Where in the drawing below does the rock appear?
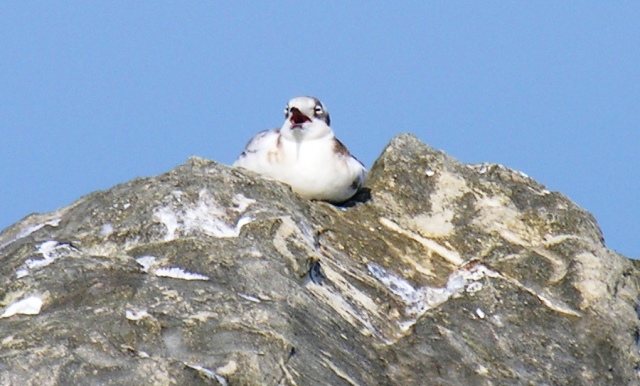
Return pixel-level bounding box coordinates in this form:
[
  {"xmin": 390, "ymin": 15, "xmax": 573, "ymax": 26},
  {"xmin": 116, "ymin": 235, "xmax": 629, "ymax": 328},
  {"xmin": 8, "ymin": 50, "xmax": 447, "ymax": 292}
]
[{"xmin": 0, "ymin": 134, "xmax": 638, "ymax": 385}]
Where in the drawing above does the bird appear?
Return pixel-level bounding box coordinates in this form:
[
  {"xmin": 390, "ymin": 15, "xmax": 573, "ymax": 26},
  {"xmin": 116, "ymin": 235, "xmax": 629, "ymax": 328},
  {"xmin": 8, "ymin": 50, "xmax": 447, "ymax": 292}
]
[{"xmin": 234, "ymin": 96, "xmax": 366, "ymax": 203}]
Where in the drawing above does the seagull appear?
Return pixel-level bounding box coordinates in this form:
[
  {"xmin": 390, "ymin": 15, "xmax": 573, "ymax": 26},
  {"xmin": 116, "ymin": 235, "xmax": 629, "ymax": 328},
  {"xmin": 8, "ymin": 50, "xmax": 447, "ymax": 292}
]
[{"xmin": 234, "ymin": 96, "xmax": 366, "ymax": 203}]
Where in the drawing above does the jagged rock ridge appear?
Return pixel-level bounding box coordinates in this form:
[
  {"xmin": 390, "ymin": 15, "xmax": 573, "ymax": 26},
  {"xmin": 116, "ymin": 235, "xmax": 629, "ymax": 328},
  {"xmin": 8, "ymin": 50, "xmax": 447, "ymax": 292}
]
[{"xmin": 0, "ymin": 134, "xmax": 638, "ymax": 385}]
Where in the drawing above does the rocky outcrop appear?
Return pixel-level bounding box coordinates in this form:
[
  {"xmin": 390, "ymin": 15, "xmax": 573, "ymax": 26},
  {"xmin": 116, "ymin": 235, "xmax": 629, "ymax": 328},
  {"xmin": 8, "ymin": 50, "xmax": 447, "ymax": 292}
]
[{"xmin": 0, "ymin": 134, "xmax": 638, "ymax": 385}]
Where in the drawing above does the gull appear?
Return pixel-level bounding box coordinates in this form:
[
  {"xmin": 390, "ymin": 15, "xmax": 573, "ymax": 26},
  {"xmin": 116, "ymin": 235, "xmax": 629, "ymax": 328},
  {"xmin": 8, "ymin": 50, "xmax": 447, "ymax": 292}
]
[{"xmin": 234, "ymin": 96, "xmax": 366, "ymax": 203}]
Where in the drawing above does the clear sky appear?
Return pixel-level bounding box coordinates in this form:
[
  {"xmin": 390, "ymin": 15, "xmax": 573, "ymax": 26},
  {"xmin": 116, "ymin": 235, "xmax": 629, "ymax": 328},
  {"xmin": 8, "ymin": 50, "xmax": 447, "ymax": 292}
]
[{"xmin": 1, "ymin": 3, "xmax": 638, "ymax": 258}]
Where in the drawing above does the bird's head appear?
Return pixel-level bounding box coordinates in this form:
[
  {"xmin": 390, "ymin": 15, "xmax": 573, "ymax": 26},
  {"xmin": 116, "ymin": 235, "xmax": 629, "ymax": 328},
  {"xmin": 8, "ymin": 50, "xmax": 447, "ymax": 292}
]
[{"xmin": 281, "ymin": 96, "xmax": 332, "ymax": 141}]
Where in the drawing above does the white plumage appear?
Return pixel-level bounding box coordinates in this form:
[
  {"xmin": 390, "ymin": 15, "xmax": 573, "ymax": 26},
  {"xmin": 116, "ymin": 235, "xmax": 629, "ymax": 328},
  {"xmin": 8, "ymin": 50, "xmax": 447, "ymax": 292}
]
[{"xmin": 234, "ymin": 96, "xmax": 366, "ymax": 203}]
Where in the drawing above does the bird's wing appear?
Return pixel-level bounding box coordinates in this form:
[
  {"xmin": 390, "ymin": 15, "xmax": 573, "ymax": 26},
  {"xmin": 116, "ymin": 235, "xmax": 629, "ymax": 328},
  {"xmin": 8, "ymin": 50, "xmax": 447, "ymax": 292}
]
[{"xmin": 233, "ymin": 128, "xmax": 281, "ymax": 168}]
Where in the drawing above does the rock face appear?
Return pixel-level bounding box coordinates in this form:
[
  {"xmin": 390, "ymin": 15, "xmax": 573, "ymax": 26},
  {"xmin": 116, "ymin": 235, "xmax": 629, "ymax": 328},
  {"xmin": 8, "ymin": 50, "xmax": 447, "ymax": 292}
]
[{"xmin": 0, "ymin": 134, "xmax": 638, "ymax": 385}]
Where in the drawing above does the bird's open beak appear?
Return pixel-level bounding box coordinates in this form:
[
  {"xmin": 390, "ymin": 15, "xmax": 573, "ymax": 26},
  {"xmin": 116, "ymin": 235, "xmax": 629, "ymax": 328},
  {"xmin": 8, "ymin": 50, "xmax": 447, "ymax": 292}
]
[{"xmin": 290, "ymin": 109, "xmax": 311, "ymax": 128}]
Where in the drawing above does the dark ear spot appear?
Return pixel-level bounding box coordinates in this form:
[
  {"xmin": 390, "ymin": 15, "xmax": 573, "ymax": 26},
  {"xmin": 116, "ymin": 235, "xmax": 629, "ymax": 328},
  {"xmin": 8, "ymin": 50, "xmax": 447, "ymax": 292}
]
[{"xmin": 309, "ymin": 96, "xmax": 330, "ymax": 125}]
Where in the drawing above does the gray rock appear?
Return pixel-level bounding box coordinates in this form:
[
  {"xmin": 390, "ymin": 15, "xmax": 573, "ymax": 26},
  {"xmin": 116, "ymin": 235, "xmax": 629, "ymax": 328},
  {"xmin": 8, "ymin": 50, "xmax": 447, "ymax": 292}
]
[{"xmin": 1, "ymin": 134, "xmax": 638, "ymax": 385}]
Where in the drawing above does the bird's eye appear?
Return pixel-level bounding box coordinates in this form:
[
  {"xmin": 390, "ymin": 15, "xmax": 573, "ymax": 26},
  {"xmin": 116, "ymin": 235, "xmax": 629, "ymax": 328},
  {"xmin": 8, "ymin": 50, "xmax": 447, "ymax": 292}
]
[
  {"xmin": 284, "ymin": 106, "xmax": 289, "ymax": 117},
  {"xmin": 314, "ymin": 105, "xmax": 324, "ymax": 115}
]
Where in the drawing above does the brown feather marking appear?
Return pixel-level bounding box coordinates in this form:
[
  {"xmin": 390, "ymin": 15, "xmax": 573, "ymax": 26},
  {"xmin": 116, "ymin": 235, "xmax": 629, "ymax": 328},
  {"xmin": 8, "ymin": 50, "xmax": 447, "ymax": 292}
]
[
  {"xmin": 333, "ymin": 138, "xmax": 351, "ymax": 156},
  {"xmin": 267, "ymin": 131, "xmax": 283, "ymax": 163},
  {"xmin": 334, "ymin": 137, "xmax": 365, "ymax": 169},
  {"xmin": 350, "ymin": 174, "xmax": 363, "ymax": 190}
]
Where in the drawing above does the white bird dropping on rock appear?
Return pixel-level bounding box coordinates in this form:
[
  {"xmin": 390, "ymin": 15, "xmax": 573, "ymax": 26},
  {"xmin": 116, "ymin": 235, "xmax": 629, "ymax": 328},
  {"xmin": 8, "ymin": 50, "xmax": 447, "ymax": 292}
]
[{"xmin": 1, "ymin": 296, "xmax": 43, "ymax": 318}]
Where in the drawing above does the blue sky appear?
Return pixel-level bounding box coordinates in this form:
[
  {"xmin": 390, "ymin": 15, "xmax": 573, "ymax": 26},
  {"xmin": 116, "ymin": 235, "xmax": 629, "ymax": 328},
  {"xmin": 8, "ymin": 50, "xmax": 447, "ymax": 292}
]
[{"xmin": 1, "ymin": 3, "xmax": 638, "ymax": 258}]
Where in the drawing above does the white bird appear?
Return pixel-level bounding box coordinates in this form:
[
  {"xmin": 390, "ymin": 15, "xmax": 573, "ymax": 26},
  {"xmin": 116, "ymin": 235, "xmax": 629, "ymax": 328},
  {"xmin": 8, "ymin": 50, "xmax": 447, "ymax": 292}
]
[{"xmin": 234, "ymin": 96, "xmax": 366, "ymax": 203}]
